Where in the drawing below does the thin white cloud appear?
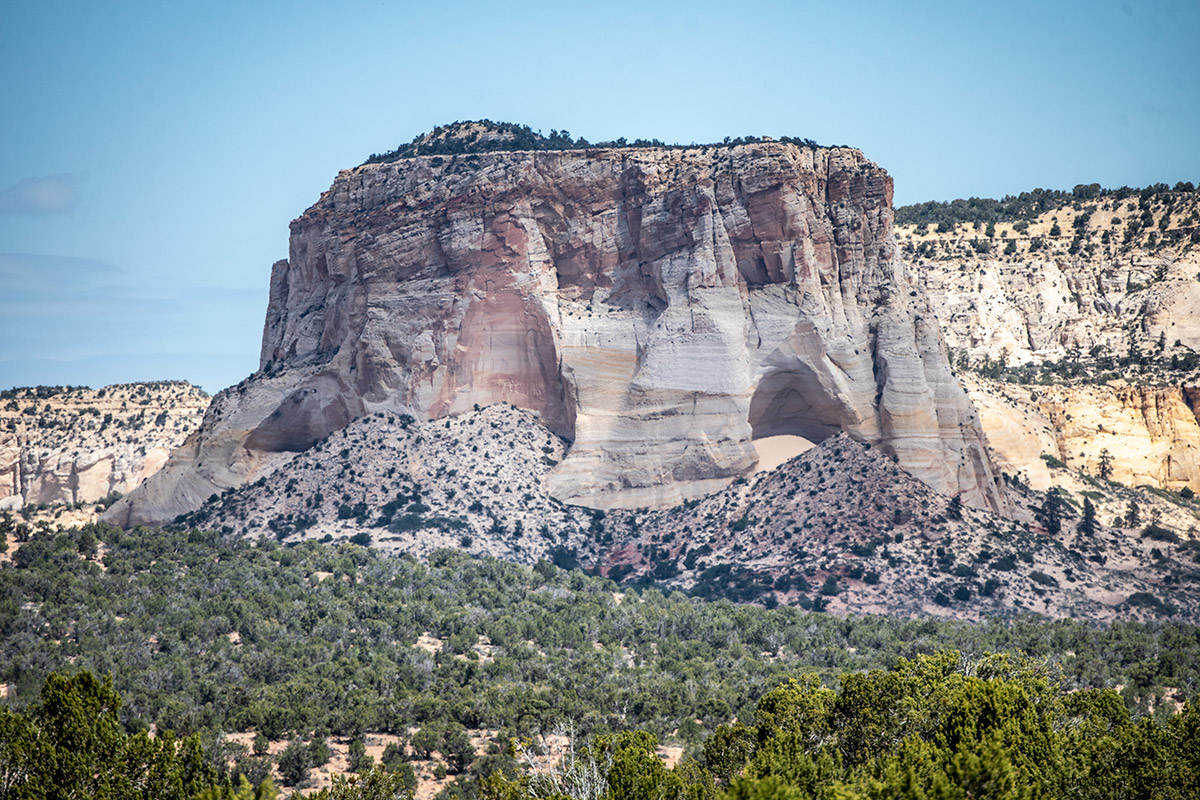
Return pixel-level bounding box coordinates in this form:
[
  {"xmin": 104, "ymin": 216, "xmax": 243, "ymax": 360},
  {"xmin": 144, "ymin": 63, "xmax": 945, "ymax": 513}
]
[
  {"xmin": 0, "ymin": 174, "xmax": 81, "ymax": 215},
  {"xmin": 0, "ymin": 252, "xmax": 120, "ymax": 291}
]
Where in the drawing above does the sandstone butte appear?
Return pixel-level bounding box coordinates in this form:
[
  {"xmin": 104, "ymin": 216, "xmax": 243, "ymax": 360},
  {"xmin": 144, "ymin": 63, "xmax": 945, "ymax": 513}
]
[{"xmin": 106, "ymin": 131, "xmax": 1008, "ymax": 527}]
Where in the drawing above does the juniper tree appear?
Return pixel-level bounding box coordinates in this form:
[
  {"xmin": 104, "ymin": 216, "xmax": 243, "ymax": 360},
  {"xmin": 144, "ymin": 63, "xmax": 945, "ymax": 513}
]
[
  {"xmin": 1036, "ymin": 490, "xmax": 1066, "ymax": 535},
  {"xmin": 1079, "ymin": 497, "xmax": 1097, "ymax": 535}
]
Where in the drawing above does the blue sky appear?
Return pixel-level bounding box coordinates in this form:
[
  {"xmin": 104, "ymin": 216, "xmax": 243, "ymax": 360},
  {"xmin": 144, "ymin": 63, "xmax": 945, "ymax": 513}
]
[{"xmin": 2, "ymin": 0, "xmax": 1197, "ymax": 394}]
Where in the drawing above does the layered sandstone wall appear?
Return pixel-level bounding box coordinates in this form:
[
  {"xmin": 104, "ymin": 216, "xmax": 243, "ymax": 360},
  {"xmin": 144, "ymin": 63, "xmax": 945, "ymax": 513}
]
[
  {"xmin": 899, "ymin": 196, "xmax": 1200, "ymax": 494},
  {"xmin": 109, "ymin": 137, "xmax": 1006, "ymax": 526},
  {"xmin": 965, "ymin": 376, "xmax": 1200, "ymax": 492},
  {"xmin": 901, "ymin": 196, "xmax": 1200, "ymax": 368},
  {"xmin": 0, "ymin": 383, "xmax": 208, "ymax": 510}
]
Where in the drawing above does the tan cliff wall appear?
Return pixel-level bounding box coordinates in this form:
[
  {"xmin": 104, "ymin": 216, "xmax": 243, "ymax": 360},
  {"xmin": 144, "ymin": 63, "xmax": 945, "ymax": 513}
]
[
  {"xmin": 0, "ymin": 383, "xmax": 208, "ymax": 509},
  {"xmin": 964, "ymin": 375, "xmax": 1200, "ymax": 493},
  {"xmin": 902, "ymin": 195, "xmax": 1200, "ymax": 367},
  {"xmin": 108, "ymin": 138, "xmax": 1006, "ymax": 527}
]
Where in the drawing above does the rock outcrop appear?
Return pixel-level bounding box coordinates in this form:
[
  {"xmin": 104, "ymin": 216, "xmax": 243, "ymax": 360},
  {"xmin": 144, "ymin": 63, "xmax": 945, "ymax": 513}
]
[
  {"xmin": 0, "ymin": 383, "xmax": 208, "ymax": 510},
  {"xmin": 109, "ymin": 125, "xmax": 1005, "ymax": 527},
  {"xmin": 964, "ymin": 375, "xmax": 1200, "ymax": 492},
  {"xmin": 900, "ymin": 194, "xmax": 1200, "ymax": 368},
  {"xmin": 898, "ymin": 192, "xmax": 1200, "ymax": 494}
]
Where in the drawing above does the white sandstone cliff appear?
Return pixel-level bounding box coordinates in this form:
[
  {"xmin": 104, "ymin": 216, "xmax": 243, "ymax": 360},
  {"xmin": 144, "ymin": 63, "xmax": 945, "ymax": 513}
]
[
  {"xmin": 108, "ymin": 130, "xmax": 1006, "ymax": 526},
  {"xmin": 0, "ymin": 383, "xmax": 208, "ymax": 510},
  {"xmin": 900, "ymin": 192, "xmax": 1200, "ymax": 494}
]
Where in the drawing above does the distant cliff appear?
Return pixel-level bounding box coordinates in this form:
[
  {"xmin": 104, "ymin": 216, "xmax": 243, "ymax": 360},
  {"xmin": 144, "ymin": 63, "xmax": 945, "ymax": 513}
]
[
  {"xmin": 899, "ymin": 188, "xmax": 1200, "ymax": 494},
  {"xmin": 965, "ymin": 377, "xmax": 1200, "ymax": 494},
  {"xmin": 903, "ymin": 189, "xmax": 1200, "ymax": 370},
  {"xmin": 0, "ymin": 382, "xmax": 208, "ymax": 510},
  {"xmin": 108, "ymin": 122, "xmax": 1005, "ymax": 527}
]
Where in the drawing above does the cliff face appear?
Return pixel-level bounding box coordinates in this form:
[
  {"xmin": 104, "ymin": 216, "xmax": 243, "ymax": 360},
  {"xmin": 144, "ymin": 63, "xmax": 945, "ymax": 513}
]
[
  {"xmin": 0, "ymin": 383, "xmax": 208, "ymax": 510},
  {"xmin": 965, "ymin": 376, "xmax": 1200, "ymax": 492},
  {"xmin": 109, "ymin": 136, "xmax": 1005, "ymax": 526},
  {"xmin": 901, "ymin": 195, "xmax": 1200, "ymax": 368},
  {"xmin": 899, "ymin": 194, "xmax": 1200, "ymax": 494}
]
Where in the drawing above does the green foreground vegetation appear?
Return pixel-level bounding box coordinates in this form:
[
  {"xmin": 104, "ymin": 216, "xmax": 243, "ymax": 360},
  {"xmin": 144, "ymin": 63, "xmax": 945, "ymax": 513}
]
[
  {"xmin": 487, "ymin": 651, "xmax": 1200, "ymax": 800},
  {"xmin": 3, "ymin": 524, "xmax": 1200, "ymax": 797},
  {"xmin": 5, "ymin": 658, "xmax": 1199, "ymax": 800},
  {"xmin": 0, "ymin": 669, "xmax": 412, "ymax": 799}
]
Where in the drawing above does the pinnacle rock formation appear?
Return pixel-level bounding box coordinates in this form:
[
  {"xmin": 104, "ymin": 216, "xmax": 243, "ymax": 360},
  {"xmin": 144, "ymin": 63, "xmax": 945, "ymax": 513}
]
[{"xmin": 107, "ymin": 124, "xmax": 1006, "ymax": 527}]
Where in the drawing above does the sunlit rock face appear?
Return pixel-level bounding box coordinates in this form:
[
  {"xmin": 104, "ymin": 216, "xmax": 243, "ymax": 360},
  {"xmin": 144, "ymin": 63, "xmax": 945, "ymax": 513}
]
[
  {"xmin": 108, "ymin": 134, "xmax": 1006, "ymax": 527},
  {"xmin": 964, "ymin": 375, "xmax": 1200, "ymax": 493}
]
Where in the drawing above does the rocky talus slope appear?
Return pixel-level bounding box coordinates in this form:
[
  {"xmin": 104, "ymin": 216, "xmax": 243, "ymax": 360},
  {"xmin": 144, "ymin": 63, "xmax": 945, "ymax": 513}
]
[
  {"xmin": 109, "ymin": 124, "xmax": 1004, "ymax": 527},
  {"xmin": 0, "ymin": 383, "xmax": 209, "ymax": 510},
  {"xmin": 900, "ymin": 190, "xmax": 1200, "ymax": 496},
  {"xmin": 179, "ymin": 403, "xmax": 1200, "ymax": 621}
]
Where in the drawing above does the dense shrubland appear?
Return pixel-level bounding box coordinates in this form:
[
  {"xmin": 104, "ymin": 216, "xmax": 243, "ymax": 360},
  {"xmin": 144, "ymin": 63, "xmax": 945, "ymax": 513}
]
[
  {"xmin": 485, "ymin": 651, "xmax": 1200, "ymax": 800},
  {"xmin": 6, "ymin": 654, "xmax": 1199, "ymax": 799},
  {"xmin": 3, "ymin": 525, "xmax": 1200, "ymax": 796},
  {"xmin": 0, "ymin": 668, "xmax": 416, "ymax": 799}
]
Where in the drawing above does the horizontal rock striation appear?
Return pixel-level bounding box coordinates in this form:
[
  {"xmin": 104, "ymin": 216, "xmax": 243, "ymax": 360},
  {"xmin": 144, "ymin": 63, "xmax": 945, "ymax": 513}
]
[{"xmin": 109, "ymin": 135, "xmax": 1006, "ymax": 526}]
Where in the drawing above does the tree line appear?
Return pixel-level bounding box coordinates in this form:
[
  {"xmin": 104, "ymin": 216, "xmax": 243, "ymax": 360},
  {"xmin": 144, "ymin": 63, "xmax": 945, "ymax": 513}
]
[
  {"xmin": 362, "ymin": 121, "xmax": 821, "ymax": 165},
  {"xmin": 896, "ymin": 182, "xmax": 1198, "ymax": 229}
]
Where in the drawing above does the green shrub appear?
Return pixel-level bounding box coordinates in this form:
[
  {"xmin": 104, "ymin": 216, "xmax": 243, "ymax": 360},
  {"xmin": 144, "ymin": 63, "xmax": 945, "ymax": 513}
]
[
  {"xmin": 1040, "ymin": 453, "xmax": 1068, "ymax": 470},
  {"xmin": 1141, "ymin": 524, "xmax": 1179, "ymax": 543},
  {"xmin": 278, "ymin": 739, "xmax": 311, "ymax": 786},
  {"xmin": 1127, "ymin": 591, "xmax": 1175, "ymax": 615},
  {"xmin": 1030, "ymin": 570, "xmax": 1059, "ymax": 587}
]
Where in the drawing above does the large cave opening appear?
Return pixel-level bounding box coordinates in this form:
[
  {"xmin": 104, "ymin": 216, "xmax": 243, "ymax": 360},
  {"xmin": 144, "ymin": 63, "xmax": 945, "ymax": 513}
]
[{"xmin": 747, "ymin": 367, "xmax": 844, "ymax": 471}]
